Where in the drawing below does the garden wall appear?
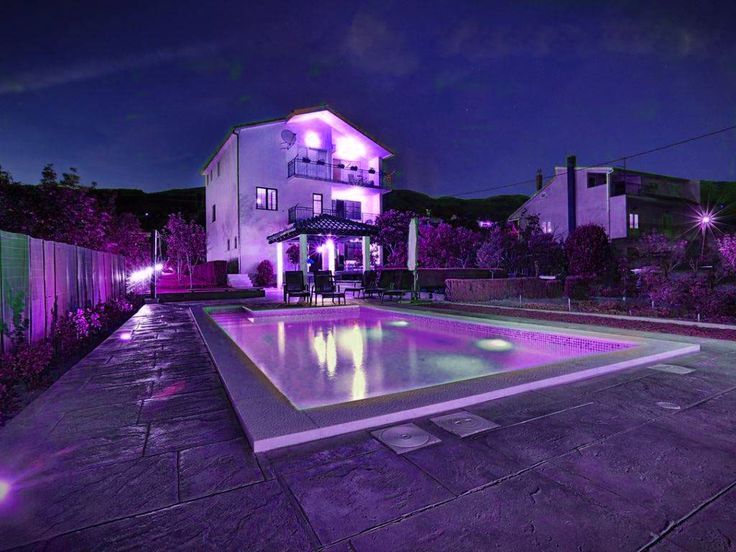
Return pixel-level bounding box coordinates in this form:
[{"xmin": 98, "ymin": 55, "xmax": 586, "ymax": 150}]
[
  {"xmin": 0, "ymin": 230, "xmax": 126, "ymax": 351},
  {"xmin": 445, "ymin": 277, "xmax": 563, "ymax": 302},
  {"xmin": 192, "ymin": 260, "xmax": 228, "ymax": 287}
]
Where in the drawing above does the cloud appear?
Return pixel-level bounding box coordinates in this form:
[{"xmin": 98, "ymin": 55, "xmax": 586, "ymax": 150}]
[
  {"xmin": 441, "ymin": 18, "xmax": 728, "ymax": 62},
  {"xmin": 344, "ymin": 12, "xmax": 418, "ymax": 77},
  {"xmin": 0, "ymin": 41, "xmax": 229, "ymax": 95}
]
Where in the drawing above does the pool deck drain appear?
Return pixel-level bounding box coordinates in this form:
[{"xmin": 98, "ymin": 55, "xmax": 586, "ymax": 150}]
[
  {"xmin": 371, "ymin": 423, "xmax": 441, "ymax": 454},
  {"xmin": 430, "ymin": 411, "xmax": 500, "ymax": 438}
]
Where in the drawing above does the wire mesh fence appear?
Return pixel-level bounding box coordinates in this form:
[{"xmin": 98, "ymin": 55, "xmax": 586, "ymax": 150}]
[{"xmin": 0, "ymin": 230, "xmax": 126, "ymax": 351}]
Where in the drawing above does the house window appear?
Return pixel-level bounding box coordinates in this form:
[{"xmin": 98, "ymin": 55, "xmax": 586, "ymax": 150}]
[
  {"xmin": 587, "ymin": 173, "xmax": 606, "ymax": 188},
  {"xmin": 226, "ymin": 239, "xmax": 230, "ymax": 251},
  {"xmin": 628, "ymin": 212, "xmax": 639, "ymax": 230},
  {"xmin": 541, "ymin": 221, "xmax": 553, "ymax": 234},
  {"xmin": 256, "ymin": 187, "xmax": 278, "ymax": 210},
  {"xmin": 212, "ymin": 204, "xmax": 216, "ymax": 222},
  {"xmin": 234, "ymin": 237, "xmax": 238, "ymax": 248},
  {"xmin": 217, "ymin": 160, "xmax": 221, "ymax": 177},
  {"xmin": 332, "ymin": 199, "xmax": 361, "ymax": 220},
  {"xmin": 313, "ymin": 193, "xmax": 323, "ymax": 215}
]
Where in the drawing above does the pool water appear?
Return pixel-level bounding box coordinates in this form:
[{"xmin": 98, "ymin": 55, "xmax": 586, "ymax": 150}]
[{"xmin": 210, "ymin": 306, "xmax": 632, "ymax": 410}]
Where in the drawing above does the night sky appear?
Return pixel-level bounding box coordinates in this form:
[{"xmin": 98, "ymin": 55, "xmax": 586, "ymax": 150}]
[{"xmin": 1, "ymin": 0, "xmax": 735, "ymax": 197}]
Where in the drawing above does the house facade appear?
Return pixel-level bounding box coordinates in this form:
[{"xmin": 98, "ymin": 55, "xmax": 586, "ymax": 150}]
[
  {"xmin": 508, "ymin": 156, "xmax": 700, "ymax": 243},
  {"xmin": 202, "ymin": 107, "xmax": 392, "ymax": 286}
]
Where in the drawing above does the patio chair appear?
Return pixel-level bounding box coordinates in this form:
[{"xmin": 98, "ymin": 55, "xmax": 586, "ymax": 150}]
[
  {"xmin": 312, "ymin": 273, "xmax": 346, "ymax": 306},
  {"xmin": 283, "ymin": 271, "xmax": 311, "ymax": 304},
  {"xmin": 381, "ymin": 269, "xmax": 415, "ymax": 302},
  {"xmin": 343, "ymin": 270, "xmax": 375, "ymax": 298},
  {"xmin": 364, "ymin": 270, "xmax": 389, "ymax": 299}
]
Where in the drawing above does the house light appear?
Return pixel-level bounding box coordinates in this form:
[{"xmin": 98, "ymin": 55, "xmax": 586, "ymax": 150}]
[
  {"xmin": 304, "ymin": 131, "xmax": 321, "ymax": 149},
  {"xmin": 335, "ymin": 136, "xmax": 366, "ymax": 160}
]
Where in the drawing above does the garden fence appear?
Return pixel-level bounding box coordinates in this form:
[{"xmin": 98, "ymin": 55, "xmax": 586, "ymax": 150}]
[{"xmin": 0, "ymin": 230, "xmax": 126, "ymax": 351}]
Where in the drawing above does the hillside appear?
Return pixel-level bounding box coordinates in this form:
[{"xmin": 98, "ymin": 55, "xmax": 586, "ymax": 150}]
[
  {"xmin": 92, "ymin": 187, "xmax": 205, "ymax": 232},
  {"xmin": 384, "ymin": 189, "xmax": 529, "ymax": 224}
]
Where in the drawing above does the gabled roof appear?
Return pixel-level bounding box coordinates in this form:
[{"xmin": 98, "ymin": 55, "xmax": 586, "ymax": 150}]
[
  {"xmin": 201, "ymin": 105, "xmax": 393, "ymax": 173},
  {"xmin": 266, "ymin": 214, "xmax": 379, "ymax": 243}
]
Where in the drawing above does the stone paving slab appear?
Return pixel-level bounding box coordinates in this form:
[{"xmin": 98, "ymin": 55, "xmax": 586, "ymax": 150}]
[{"xmin": 1, "ymin": 302, "xmax": 735, "ymax": 551}]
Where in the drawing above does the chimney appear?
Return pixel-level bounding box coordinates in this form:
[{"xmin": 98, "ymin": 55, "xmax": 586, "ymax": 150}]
[
  {"xmin": 535, "ymin": 169, "xmax": 543, "ymax": 192},
  {"xmin": 566, "ymin": 155, "xmax": 577, "ymax": 233}
]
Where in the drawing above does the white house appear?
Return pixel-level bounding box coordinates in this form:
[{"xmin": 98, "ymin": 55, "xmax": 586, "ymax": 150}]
[
  {"xmin": 509, "ymin": 156, "xmax": 700, "ymax": 243},
  {"xmin": 202, "ymin": 106, "xmax": 392, "ymax": 287}
]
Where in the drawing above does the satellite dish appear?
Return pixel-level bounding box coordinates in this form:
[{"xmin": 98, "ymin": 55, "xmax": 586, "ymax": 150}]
[{"xmin": 280, "ymin": 129, "xmax": 296, "ymax": 149}]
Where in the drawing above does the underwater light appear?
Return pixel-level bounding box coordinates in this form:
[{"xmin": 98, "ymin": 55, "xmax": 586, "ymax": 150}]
[
  {"xmin": 119, "ymin": 332, "xmax": 132, "ymax": 341},
  {"xmin": 476, "ymin": 338, "xmax": 513, "ymax": 352},
  {"xmin": 0, "ymin": 480, "xmax": 10, "ymax": 502},
  {"xmin": 388, "ymin": 320, "xmax": 409, "ymax": 327}
]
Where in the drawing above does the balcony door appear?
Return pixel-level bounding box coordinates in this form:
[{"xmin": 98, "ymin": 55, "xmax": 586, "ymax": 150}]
[{"xmin": 302, "ymin": 147, "xmax": 329, "ymax": 180}]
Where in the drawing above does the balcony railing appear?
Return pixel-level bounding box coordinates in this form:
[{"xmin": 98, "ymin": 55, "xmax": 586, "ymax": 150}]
[
  {"xmin": 288, "ymin": 205, "xmax": 379, "ymax": 225},
  {"xmin": 287, "ymin": 156, "xmax": 388, "ymax": 188}
]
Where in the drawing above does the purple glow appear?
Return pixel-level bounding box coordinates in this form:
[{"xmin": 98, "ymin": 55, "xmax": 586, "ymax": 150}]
[
  {"xmin": 0, "ymin": 480, "xmax": 10, "ymax": 502},
  {"xmin": 304, "ymin": 130, "xmax": 321, "ymax": 148},
  {"xmin": 119, "ymin": 332, "xmax": 132, "ymax": 341},
  {"xmin": 209, "ymin": 307, "xmax": 632, "ymax": 409},
  {"xmin": 335, "ymin": 135, "xmax": 366, "ymax": 160}
]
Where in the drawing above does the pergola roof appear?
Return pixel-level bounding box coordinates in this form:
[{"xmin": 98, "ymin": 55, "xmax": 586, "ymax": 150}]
[{"xmin": 266, "ymin": 214, "xmax": 378, "ymax": 244}]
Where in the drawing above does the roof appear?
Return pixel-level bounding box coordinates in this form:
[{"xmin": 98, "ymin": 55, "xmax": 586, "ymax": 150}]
[
  {"xmin": 201, "ymin": 105, "xmax": 393, "ymax": 173},
  {"xmin": 266, "ymin": 214, "xmax": 379, "ymax": 243},
  {"xmin": 507, "ymin": 165, "xmax": 698, "ymax": 221}
]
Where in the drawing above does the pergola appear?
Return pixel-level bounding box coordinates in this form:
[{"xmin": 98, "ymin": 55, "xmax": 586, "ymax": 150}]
[{"xmin": 266, "ymin": 214, "xmax": 379, "ymax": 287}]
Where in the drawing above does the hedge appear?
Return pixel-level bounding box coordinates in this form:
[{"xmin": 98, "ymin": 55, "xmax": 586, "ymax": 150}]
[{"xmin": 445, "ymin": 277, "xmax": 563, "ymax": 302}]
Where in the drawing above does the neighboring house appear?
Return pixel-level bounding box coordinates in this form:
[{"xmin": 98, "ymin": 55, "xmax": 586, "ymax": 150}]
[
  {"xmin": 508, "ymin": 156, "xmax": 700, "ymax": 243},
  {"xmin": 202, "ymin": 106, "xmax": 392, "ymax": 286}
]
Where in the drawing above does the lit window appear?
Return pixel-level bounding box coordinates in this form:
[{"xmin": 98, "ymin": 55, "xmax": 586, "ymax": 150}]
[
  {"xmin": 628, "ymin": 212, "xmax": 639, "ymax": 229},
  {"xmin": 542, "ymin": 221, "xmax": 553, "ymax": 234},
  {"xmin": 313, "ymin": 193, "xmax": 323, "ymax": 215},
  {"xmin": 212, "ymin": 204, "xmax": 216, "ymax": 222},
  {"xmin": 256, "ymin": 187, "xmax": 278, "ymax": 211}
]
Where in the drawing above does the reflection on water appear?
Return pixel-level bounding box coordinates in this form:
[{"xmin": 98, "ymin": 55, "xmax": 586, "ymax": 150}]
[{"xmin": 212, "ymin": 310, "xmax": 614, "ymax": 410}]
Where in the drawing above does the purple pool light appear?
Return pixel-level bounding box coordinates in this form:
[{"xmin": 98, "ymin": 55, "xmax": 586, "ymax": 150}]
[
  {"xmin": 210, "ymin": 306, "xmax": 632, "ymax": 410},
  {"xmin": 0, "ymin": 480, "xmax": 10, "ymax": 503},
  {"xmin": 119, "ymin": 332, "xmax": 132, "ymax": 341}
]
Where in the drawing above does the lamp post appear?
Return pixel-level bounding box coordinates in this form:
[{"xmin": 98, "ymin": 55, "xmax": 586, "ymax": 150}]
[{"xmin": 698, "ymin": 211, "xmax": 714, "ymax": 258}]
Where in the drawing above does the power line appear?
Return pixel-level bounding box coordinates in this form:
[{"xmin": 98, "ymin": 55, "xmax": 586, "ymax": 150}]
[{"xmin": 453, "ymin": 123, "xmax": 736, "ymax": 198}]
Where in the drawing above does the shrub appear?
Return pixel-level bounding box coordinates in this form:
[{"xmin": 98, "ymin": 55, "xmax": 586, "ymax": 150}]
[
  {"xmin": 285, "ymin": 243, "xmax": 300, "ymax": 268},
  {"xmin": 565, "ymin": 225, "xmax": 614, "ymax": 278},
  {"xmin": 565, "ymin": 274, "xmax": 594, "ymax": 300},
  {"xmin": 0, "ymin": 382, "xmax": 14, "ymax": 420},
  {"xmin": 253, "ymin": 260, "xmax": 275, "ymax": 287},
  {"xmin": 4, "ymin": 342, "xmax": 54, "ymax": 389}
]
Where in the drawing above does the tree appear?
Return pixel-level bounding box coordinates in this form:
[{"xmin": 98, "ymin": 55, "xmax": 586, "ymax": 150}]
[
  {"xmin": 718, "ymin": 234, "xmax": 736, "ymax": 273},
  {"xmin": 161, "ymin": 213, "xmax": 206, "ymax": 290},
  {"xmin": 285, "ymin": 243, "xmax": 300, "ymax": 268},
  {"xmin": 40, "ymin": 164, "xmax": 57, "ymax": 186},
  {"xmin": 418, "ymin": 220, "xmax": 480, "ymax": 268},
  {"xmin": 374, "ymin": 209, "xmax": 414, "ymax": 267},
  {"xmin": 565, "ymin": 224, "xmax": 615, "ymax": 278},
  {"xmin": 636, "ymin": 232, "xmax": 687, "ymax": 277}
]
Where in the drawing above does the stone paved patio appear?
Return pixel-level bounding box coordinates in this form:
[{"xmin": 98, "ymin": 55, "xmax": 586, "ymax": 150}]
[{"xmin": 1, "ymin": 303, "xmax": 735, "ymax": 551}]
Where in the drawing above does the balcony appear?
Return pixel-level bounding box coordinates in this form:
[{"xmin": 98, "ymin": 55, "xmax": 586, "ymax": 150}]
[
  {"xmin": 287, "ymin": 156, "xmax": 388, "ymax": 189},
  {"xmin": 288, "ymin": 205, "xmax": 379, "ymax": 225}
]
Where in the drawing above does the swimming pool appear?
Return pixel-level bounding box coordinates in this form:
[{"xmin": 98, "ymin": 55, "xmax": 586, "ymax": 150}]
[
  {"xmin": 196, "ymin": 305, "xmax": 698, "ymax": 451},
  {"xmin": 209, "ymin": 306, "xmax": 633, "ymax": 409}
]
